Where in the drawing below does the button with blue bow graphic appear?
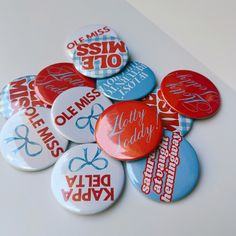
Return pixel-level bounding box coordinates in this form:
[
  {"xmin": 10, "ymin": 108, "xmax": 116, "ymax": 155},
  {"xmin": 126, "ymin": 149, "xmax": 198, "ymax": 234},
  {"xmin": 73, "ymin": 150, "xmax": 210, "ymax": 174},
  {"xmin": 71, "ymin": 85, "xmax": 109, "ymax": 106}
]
[
  {"xmin": 126, "ymin": 130, "xmax": 199, "ymax": 202},
  {"xmin": 73, "ymin": 36, "xmax": 129, "ymax": 79},
  {"xmin": 51, "ymin": 143, "xmax": 125, "ymax": 215},
  {"xmin": 97, "ymin": 61, "xmax": 156, "ymax": 101},
  {"xmin": 66, "ymin": 24, "xmax": 118, "ymax": 58},
  {"xmin": 142, "ymin": 87, "xmax": 193, "ymax": 136},
  {"xmin": 51, "ymin": 87, "xmax": 112, "ymax": 143},
  {"xmin": 0, "ymin": 75, "xmax": 49, "ymax": 119},
  {"xmin": 0, "ymin": 107, "xmax": 68, "ymax": 171}
]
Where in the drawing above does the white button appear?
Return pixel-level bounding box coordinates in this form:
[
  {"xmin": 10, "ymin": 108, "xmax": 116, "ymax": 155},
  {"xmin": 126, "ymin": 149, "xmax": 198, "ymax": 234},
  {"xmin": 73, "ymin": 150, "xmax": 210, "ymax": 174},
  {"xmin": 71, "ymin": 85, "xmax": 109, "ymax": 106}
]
[
  {"xmin": 66, "ymin": 24, "xmax": 118, "ymax": 58},
  {"xmin": 0, "ymin": 107, "xmax": 68, "ymax": 171},
  {"xmin": 51, "ymin": 143, "xmax": 125, "ymax": 215},
  {"xmin": 51, "ymin": 87, "xmax": 112, "ymax": 143}
]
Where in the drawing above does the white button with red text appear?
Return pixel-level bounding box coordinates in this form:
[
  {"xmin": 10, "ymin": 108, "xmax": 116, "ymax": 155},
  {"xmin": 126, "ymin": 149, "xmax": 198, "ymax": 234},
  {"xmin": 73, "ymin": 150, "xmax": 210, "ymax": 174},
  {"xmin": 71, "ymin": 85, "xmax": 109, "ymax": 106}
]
[
  {"xmin": 51, "ymin": 143, "xmax": 125, "ymax": 215},
  {"xmin": 72, "ymin": 36, "xmax": 129, "ymax": 79},
  {"xmin": 51, "ymin": 87, "xmax": 112, "ymax": 143},
  {"xmin": 0, "ymin": 107, "xmax": 68, "ymax": 171},
  {"xmin": 66, "ymin": 24, "xmax": 118, "ymax": 58}
]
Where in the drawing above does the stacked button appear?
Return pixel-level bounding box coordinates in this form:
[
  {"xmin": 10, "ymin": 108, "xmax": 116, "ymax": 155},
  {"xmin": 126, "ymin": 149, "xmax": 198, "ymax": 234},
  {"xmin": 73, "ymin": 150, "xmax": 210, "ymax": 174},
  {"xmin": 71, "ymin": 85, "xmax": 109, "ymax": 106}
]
[
  {"xmin": 126, "ymin": 130, "xmax": 199, "ymax": 202},
  {"xmin": 51, "ymin": 86, "xmax": 112, "ymax": 143},
  {"xmin": 142, "ymin": 87, "xmax": 193, "ymax": 136},
  {"xmin": 95, "ymin": 101, "xmax": 163, "ymax": 160},
  {"xmin": 96, "ymin": 61, "xmax": 156, "ymax": 100},
  {"xmin": 0, "ymin": 24, "xmax": 222, "ymax": 214},
  {"xmin": 66, "ymin": 24, "xmax": 118, "ymax": 58},
  {"xmin": 35, "ymin": 63, "xmax": 95, "ymax": 105},
  {"xmin": 0, "ymin": 107, "xmax": 68, "ymax": 171},
  {"xmin": 51, "ymin": 143, "xmax": 124, "ymax": 214},
  {"xmin": 0, "ymin": 75, "xmax": 49, "ymax": 119},
  {"xmin": 71, "ymin": 26, "xmax": 129, "ymax": 79},
  {"xmin": 160, "ymin": 70, "xmax": 221, "ymax": 119}
]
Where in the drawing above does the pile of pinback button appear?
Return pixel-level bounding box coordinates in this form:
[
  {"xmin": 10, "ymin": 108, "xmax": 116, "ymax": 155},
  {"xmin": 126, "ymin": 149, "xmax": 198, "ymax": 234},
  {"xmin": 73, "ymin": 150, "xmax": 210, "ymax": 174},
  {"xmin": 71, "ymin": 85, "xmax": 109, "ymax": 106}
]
[{"xmin": 0, "ymin": 24, "xmax": 221, "ymax": 215}]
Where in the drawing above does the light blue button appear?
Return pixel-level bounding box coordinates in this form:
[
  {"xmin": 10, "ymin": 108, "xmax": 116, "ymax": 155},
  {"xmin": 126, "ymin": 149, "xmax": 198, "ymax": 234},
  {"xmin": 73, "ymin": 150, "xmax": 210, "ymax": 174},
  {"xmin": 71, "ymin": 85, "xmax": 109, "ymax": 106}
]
[
  {"xmin": 126, "ymin": 130, "xmax": 199, "ymax": 203},
  {"xmin": 96, "ymin": 61, "xmax": 156, "ymax": 101}
]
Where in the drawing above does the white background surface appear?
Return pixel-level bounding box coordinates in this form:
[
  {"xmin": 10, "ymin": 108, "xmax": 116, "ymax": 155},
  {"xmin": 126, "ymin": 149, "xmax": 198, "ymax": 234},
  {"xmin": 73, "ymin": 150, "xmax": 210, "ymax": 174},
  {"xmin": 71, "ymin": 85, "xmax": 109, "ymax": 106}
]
[
  {"xmin": 128, "ymin": 0, "xmax": 236, "ymax": 91},
  {"xmin": 0, "ymin": 1, "xmax": 235, "ymax": 236}
]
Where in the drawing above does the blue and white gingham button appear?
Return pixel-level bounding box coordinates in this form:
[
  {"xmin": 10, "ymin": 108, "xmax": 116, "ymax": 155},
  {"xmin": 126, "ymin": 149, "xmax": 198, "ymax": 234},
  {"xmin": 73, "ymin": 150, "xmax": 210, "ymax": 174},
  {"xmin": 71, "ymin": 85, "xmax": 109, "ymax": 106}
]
[
  {"xmin": 66, "ymin": 24, "xmax": 118, "ymax": 58},
  {"xmin": 0, "ymin": 75, "xmax": 48, "ymax": 119},
  {"xmin": 143, "ymin": 87, "xmax": 193, "ymax": 136},
  {"xmin": 72, "ymin": 35, "xmax": 129, "ymax": 79}
]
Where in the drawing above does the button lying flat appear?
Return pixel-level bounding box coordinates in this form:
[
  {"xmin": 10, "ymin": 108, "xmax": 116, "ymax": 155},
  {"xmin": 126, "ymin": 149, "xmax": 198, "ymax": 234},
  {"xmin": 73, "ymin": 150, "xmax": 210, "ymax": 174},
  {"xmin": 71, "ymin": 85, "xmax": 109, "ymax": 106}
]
[
  {"xmin": 95, "ymin": 101, "xmax": 163, "ymax": 161},
  {"xmin": 73, "ymin": 36, "xmax": 129, "ymax": 78},
  {"xmin": 66, "ymin": 24, "xmax": 118, "ymax": 58},
  {"xmin": 143, "ymin": 87, "xmax": 193, "ymax": 136},
  {"xmin": 126, "ymin": 130, "xmax": 200, "ymax": 202},
  {"xmin": 160, "ymin": 70, "xmax": 221, "ymax": 119},
  {"xmin": 97, "ymin": 61, "xmax": 156, "ymax": 101},
  {"xmin": 0, "ymin": 75, "xmax": 49, "ymax": 119},
  {"xmin": 51, "ymin": 143, "xmax": 125, "ymax": 215},
  {"xmin": 35, "ymin": 63, "xmax": 95, "ymax": 106},
  {"xmin": 0, "ymin": 107, "xmax": 68, "ymax": 171},
  {"xmin": 51, "ymin": 87, "xmax": 112, "ymax": 143}
]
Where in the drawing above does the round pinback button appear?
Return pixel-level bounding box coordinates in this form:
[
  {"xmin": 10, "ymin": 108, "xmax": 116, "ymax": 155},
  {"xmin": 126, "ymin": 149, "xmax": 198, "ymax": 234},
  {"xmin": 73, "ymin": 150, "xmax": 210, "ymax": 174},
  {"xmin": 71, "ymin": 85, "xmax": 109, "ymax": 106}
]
[
  {"xmin": 73, "ymin": 36, "xmax": 129, "ymax": 79},
  {"xmin": 35, "ymin": 63, "xmax": 95, "ymax": 106},
  {"xmin": 95, "ymin": 101, "xmax": 163, "ymax": 161},
  {"xmin": 0, "ymin": 107, "xmax": 68, "ymax": 171},
  {"xmin": 51, "ymin": 143, "xmax": 125, "ymax": 215},
  {"xmin": 160, "ymin": 70, "xmax": 221, "ymax": 119},
  {"xmin": 126, "ymin": 130, "xmax": 199, "ymax": 203},
  {"xmin": 0, "ymin": 75, "xmax": 49, "ymax": 119},
  {"xmin": 96, "ymin": 61, "xmax": 156, "ymax": 101},
  {"xmin": 143, "ymin": 87, "xmax": 193, "ymax": 136},
  {"xmin": 51, "ymin": 87, "xmax": 112, "ymax": 143},
  {"xmin": 66, "ymin": 24, "xmax": 118, "ymax": 58}
]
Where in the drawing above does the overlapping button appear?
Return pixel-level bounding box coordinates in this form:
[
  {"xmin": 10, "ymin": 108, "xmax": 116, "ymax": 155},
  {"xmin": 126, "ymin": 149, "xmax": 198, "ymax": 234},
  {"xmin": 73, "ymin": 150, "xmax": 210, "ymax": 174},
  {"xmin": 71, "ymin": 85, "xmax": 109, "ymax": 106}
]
[
  {"xmin": 0, "ymin": 107, "xmax": 68, "ymax": 171},
  {"xmin": 51, "ymin": 143, "xmax": 125, "ymax": 214}
]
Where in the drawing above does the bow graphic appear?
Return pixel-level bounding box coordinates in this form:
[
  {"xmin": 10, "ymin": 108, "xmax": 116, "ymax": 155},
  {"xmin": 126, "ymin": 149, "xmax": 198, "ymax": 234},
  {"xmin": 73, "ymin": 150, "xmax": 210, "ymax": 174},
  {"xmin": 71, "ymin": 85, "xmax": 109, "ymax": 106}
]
[
  {"xmin": 69, "ymin": 147, "xmax": 108, "ymax": 172},
  {"xmin": 75, "ymin": 103, "xmax": 104, "ymax": 134},
  {"xmin": 4, "ymin": 124, "xmax": 43, "ymax": 157}
]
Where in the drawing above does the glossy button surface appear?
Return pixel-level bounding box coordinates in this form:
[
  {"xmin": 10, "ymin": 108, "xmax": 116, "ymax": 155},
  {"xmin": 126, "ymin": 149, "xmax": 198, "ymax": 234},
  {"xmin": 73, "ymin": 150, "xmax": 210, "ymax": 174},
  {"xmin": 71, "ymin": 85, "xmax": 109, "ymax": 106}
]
[
  {"xmin": 0, "ymin": 75, "xmax": 49, "ymax": 119},
  {"xmin": 160, "ymin": 70, "xmax": 221, "ymax": 119},
  {"xmin": 0, "ymin": 107, "xmax": 68, "ymax": 171},
  {"xmin": 51, "ymin": 143, "xmax": 125, "ymax": 215},
  {"xmin": 126, "ymin": 130, "xmax": 200, "ymax": 202},
  {"xmin": 66, "ymin": 24, "xmax": 118, "ymax": 58},
  {"xmin": 35, "ymin": 63, "xmax": 95, "ymax": 106},
  {"xmin": 143, "ymin": 87, "xmax": 193, "ymax": 136},
  {"xmin": 73, "ymin": 36, "xmax": 129, "ymax": 78},
  {"xmin": 97, "ymin": 61, "xmax": 156, "ymax": 100},
  {"xmin": 95, "ymin": 101, "xmax": 163, "ymax": 161},
  {"xmin": 51, "ymin": 87, "xmax": 112, "ymax": 143}
]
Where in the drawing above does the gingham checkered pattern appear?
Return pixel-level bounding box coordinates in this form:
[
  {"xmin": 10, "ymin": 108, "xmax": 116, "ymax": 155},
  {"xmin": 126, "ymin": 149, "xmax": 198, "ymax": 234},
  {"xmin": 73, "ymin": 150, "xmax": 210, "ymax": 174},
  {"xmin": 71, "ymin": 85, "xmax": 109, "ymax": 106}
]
[
  {"xmin": 0, "ymin": 75, "xmax": 35, "ymax": 119},
  {"xmin": 73, "ymin": 35, "xmax": 129, "ymax": 78},
  {"xmin": 178, "ymin": 114, "xmax": 193, "ymax": 136},
  {"xmin": 144, "ymin": 87, "xmax": 193, "ymax": 136}
]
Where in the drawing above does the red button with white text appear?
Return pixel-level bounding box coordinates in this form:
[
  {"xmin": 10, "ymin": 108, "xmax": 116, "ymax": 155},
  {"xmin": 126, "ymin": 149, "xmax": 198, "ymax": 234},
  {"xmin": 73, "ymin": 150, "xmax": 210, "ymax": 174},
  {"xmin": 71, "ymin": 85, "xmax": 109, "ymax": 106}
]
[
  {"xmin": 160, "ymin": 70, "xmax": 221, "ymax": 119},
  {"xmin": 35, "ymin": 63, "xmax": 95, "ymax": 105},
  {"xmin": 95, "ymin": 101, "xmax": 163, "ymax": 161}
]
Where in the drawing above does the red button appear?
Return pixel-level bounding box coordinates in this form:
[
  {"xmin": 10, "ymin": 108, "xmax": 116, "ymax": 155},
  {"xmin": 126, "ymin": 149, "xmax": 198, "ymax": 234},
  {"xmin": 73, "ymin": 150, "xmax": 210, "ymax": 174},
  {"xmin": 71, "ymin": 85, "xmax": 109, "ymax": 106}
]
[
  {"xmin": 95, "ymin": 101, "xmax": 163, "ymax": 161},
  {"xmin": 35, "ymin": 63, "xmax": 95, "ymax": 105},
  {"xmin": 160, "ymin": 70, "xmax": 221, "ymax": 119}
]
